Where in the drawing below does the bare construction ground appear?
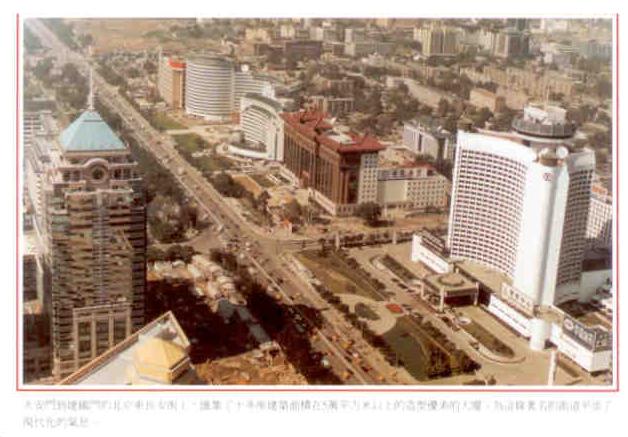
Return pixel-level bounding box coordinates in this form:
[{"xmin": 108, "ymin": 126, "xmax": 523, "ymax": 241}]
[{"xmin": 70, "ymin": 18, "xmax": 221, "ymax": 53}]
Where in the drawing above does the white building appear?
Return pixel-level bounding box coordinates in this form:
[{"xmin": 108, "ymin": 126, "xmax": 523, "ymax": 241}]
[
  {"xmin": 402, "ymin": 119, "xmax": 453, "ymax": 161},
  {"xmin": 448, "ymin": 128, "xmax": 595, "ymax": 307},
  {"xmin": 185, "ymin": 56, "xmax": 235, "ymax": 120},
  {"xmin": 376, "ymin": 164, "xmax": 449, "ymax": 211},
  {"xmin": 233, "ymin": 93, "xmax": 284, "ymax": 161},
  {"xmin": 233, "ymin": 66, "xmax": 275, "ymax": 109},
  {"xmin": 185, "ymin": 57, "xmax": 274, "ymax": 121}
]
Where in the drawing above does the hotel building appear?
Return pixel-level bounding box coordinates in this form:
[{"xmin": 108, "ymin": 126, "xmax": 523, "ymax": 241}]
[
  {"xmin": 232, "ymin": 93, "xmax": 284, "ymax": 161},
  {"xmin": 448, "ymin": 105, "xmax": 595, "ymax": 307}
]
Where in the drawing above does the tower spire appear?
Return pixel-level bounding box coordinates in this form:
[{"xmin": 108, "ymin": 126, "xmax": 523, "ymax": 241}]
[{"xmin": 88, "ymin": 67, "xmax": 94, "ymax": 111}]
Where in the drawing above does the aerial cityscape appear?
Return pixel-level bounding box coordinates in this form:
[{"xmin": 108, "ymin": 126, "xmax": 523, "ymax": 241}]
[{"xmin": 21, "ymin": 17, "xmax": 614, "ymax": 386}]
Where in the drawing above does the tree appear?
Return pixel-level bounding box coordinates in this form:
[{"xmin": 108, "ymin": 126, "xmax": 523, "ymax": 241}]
[
  {"xmin": 436, "ymin": 98, "xmax": 450, "ymax": 117},
  {"xmin": 282, "ymin": 199, "xmax": 303, "ymax": 224},
  {"xmin": 257, "ymin": 190, "xmax": 271, "ymax": 212},
  {"xmin": 144, "ymin": 60, "xmax": 157, "ymax": 75},
  {"xmin": 211, "ymin": 172, "xmax": 245, "ymax": 198},
  {"xmin": 356, "ymin": 202, "xmax": 382, "ymax": 227},
  {"xmin": 470, "ymin": 107, "xmax": 493, "ymax": 129},
  {"xmin": 146, "ymin": 246, "xmax": 166, "ymax": 263}
]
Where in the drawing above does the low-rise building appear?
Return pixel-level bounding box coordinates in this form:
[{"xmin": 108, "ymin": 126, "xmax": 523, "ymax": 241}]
[
  {"xmin": 284, "ymin": 40, "xmax": 323, "ymax": 62},
  {"xmin": 469, "ymin": 88, "xmax": 506, "ymax": 113},
  {"xmin": 411, "ymin": 230, "xmax": 451, "ymax": 274},
  {"xmin": 307, "ymin": 95, "xmax": 354, "ymax": 118},
  {"xmin": 58, "ymin": 312, "xmax": 199, "ymax": 385},
  {"xmin": 23, "ymin": 300, "xmax": 52, "ymax": 383},
  {"xmin": 402, "ymin": 118, "xmax": 453, "ymax": 161},
  {"xmin": 376, "ymin": 163, "xmax": 449, "ymax": 211},
  {"xmin": 344, "ymin": 41, "xmax": 394, "ymax": 57}
]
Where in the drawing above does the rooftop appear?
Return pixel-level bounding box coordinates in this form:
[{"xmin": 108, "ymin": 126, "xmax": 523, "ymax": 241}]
[
  {"xmin": 243, "ymin": 92, "xmax": 283, "ymax": 112},
  {"xmin": 454, "ymin": 259, "xmax": 512, "ymax": 296},
  {"xmin": 59, "ymin": 111, "xmax": 126, "ymax": 153},
  {"xmin": 512, "ymin": 104, "xmax": 576, "ymax": 139},
  {"xmin": 282, "ymin": 110, "xmax": 385, "ymax": 154},
  {"xmin": 58, "ymin": 311, "xmax": 197, "ymax": 386},
  {"xmin": 187, "ymin": 55, "xmax": 233, "ymax": 67},
  {"xmin": 424, "ymin": 272, "xmax": 477, "ymax": 295}
]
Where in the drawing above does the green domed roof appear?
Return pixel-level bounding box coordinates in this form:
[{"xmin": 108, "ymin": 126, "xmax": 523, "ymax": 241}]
[{"xmin": 59, "ymin": 111, "xmax": 126, "ymax": 152}]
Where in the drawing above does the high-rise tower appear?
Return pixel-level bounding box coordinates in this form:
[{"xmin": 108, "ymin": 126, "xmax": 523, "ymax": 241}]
[
  {"xmin": 43, "ymin": 101, "xmax": 146, "ymax": 379},
  {"xmin": 448, "ymin": 104, "xmax": 595, "ymax": 306}
]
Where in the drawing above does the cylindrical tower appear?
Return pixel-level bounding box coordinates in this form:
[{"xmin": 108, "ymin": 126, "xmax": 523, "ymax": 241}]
[{"xmin": 185, "ymin": 56, "xmax": 234, "ymax": 120}]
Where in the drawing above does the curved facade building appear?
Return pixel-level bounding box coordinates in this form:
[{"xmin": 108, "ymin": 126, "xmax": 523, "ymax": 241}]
[
  {"xmin": 236, "ymin": 94, "xmax": 284, "ymax": 161},
  {"xmin": 185, "ymin": 56, "xmax": 234, "ymax": 120},
  {"xmin": 234, "ymin": 70, "xmax": 275, "ymax": 109},
  {"xmin": 448, "ymin": 131, "xmax": 594, "ymax": 306}
]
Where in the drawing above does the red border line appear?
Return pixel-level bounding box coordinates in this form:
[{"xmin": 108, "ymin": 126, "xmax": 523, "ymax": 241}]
[
  {"xmin": 15, "ymin": 15, "xmax": 620, "ymax": 394},
  {"xmin": 15, "ymin": 13, "xmax": 20, "ymax": 393},
  {"xmin": 615, "ymin": 12, "xmax": 620, "ymax": 392}
]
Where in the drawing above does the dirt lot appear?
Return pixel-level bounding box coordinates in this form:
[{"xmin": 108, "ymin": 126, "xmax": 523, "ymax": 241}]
[{"xmin": 70, "ymin": 18, "xmax": 220, "ymax": 53}]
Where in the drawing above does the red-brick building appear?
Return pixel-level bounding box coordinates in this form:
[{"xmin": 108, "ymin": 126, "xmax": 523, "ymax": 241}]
[{"xmin": 281, "ymin": 110, "xmax": 384, "ymax": 215}]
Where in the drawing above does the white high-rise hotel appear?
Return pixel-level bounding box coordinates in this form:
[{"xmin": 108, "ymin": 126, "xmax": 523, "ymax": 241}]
[{"xmin": 448, "ymin": 105, "xmax": 595, "ymax": 307}]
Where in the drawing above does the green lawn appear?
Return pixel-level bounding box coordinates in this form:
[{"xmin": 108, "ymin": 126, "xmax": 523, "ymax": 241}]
[
  {"xmin": 382, "ymin": 321, "xmax": 430, "ymax": 380},
  {"xmin": 354, "ymin": 303, "xmax": 380, "ymax": 321},
  {"xmin": 462, "ymin": 320, "xmax": 515, "ymax": 358},
  {"xmin": 297, "ymin": 250, "xmax": 385, "ymax": 301},
  {"xmin": 150, "ymin": 112, "xmax": 186, "ymax": 131},
  {"xmin": 173, "ymin": 134, "xmax": 234, "ymax": 173},
  {"xmin": 381, "ymin": 255, "xmax": 419, "ymax": 282}
]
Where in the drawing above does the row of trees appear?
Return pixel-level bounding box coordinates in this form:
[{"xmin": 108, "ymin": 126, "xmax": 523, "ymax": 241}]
[
  {"xmin": 209, "ymin": 249, "xmax": 341, "ymax": 383},
  {"xmin": 43, "ymin": 18, "xmax": 79, "ymax": 50},
  {"xmin": 146, "ymin": 244, "xmax": 196, "ymax": 264},
  {"xmin": 210, "ymin": 172, "xmax": 245, "ymax": 198}
]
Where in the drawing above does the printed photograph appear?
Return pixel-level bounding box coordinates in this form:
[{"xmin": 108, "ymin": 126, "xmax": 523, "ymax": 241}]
[{"xmin": 20, "ymin": 17, "xmax": 614, "ymax": 387}]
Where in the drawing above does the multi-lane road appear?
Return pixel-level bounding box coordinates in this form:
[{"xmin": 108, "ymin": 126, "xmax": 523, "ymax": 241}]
[{"xmin": 26, "ymin": 19, "xmax": 410, "ymax": 385}]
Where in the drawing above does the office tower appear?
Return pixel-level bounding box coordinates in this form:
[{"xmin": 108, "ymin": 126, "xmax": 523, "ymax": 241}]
[
  {"xmin": 43, "ymin": 94, "xmax": 146, "ymax": 379},
  {"xmin": 448, "ymin": 105, "xmax": 595, "ymax": 306}
]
